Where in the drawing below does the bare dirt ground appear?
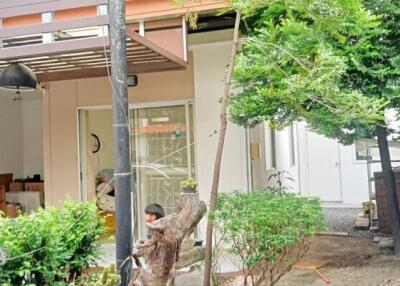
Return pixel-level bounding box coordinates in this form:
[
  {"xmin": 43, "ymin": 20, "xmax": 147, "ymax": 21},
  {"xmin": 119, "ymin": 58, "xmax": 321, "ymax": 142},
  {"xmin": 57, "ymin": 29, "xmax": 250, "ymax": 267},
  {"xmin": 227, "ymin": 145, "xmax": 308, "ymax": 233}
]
[
  {"xmin": 276, "ymin": 236, "xmax": 400, "ymax": 286},
  {"xmin": 177, "ymin": 236, "xmax": 400, "ymax": 286}
]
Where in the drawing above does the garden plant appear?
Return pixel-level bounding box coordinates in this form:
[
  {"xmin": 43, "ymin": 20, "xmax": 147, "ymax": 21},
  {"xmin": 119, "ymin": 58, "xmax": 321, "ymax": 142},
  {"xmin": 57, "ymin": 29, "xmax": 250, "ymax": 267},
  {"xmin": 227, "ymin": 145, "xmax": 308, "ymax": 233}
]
[
  {"xmin": 0, "ymin": 201, "xmax": 105, "ymax": 285},
  {"xmin": 69, "ymin": 264, "xmax": 121, "ymax": 286},
  {"xmin": 212, "ymin": 190, "xmax": 325, "ymax": 286}
]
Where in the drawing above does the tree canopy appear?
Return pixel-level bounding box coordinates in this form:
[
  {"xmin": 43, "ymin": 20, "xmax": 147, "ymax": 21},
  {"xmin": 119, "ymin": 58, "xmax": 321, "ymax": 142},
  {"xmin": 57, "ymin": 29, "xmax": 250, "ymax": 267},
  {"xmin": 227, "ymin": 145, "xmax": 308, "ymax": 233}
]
[
  {"xmin": 228, "ymin": 0, "xmax": 393, "ymax": 144},
  {"xmin": 342, "ymin": 0, "xmax": 400, "ymax": 106}
]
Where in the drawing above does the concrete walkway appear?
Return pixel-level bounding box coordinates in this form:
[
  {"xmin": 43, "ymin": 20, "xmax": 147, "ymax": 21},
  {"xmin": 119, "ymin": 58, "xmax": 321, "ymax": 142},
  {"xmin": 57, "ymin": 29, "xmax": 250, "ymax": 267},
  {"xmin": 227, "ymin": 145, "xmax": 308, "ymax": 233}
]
[
  {"xmin": 98, "ymin": 243, "xmax": 241, "ymax": 273},
  {"xmin": 98, "ymin": 243, "xmax": 242, "ymax": 286}
]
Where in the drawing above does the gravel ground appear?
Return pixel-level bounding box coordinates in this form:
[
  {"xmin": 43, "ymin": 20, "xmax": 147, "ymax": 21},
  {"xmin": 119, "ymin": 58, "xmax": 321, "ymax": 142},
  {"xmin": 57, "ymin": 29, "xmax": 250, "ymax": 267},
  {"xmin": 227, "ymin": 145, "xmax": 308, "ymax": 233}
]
[{"xmin": 322, "ymin": 208, "xmax": 376, "ymax": 239}]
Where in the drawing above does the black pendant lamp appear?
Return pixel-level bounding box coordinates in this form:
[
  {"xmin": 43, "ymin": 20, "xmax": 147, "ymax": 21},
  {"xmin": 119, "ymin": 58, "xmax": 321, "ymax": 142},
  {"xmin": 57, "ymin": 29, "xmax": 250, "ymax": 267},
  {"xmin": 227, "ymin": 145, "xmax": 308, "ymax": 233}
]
[{"xmin": 0, "ymin": 63, "xmax": 37, "ymax": 91}]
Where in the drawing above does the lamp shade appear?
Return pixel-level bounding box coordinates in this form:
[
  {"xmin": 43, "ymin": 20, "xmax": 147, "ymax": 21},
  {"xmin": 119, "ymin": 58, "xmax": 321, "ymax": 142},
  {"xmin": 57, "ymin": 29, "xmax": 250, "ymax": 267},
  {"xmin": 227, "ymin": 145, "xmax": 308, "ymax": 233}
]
[{"xmin": 0, "ymin": 63, "xmax": 37, "ymax": 90}]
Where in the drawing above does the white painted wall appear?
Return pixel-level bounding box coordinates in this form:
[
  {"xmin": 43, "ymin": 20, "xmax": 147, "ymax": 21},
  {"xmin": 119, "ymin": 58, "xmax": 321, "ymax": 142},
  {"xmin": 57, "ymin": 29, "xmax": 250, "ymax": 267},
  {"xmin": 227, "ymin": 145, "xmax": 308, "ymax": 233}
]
[
  {"xmin": 252, "ymin": 123, "xmax": 300, "ymax": 192},
  {"xmin": 278, "ymin": 122, "xmax": 400, "ymax": 206},
  {"xmin": 273, "ymin": 126, "xmax": 300, "ymax": 192},
  {"xmin": 87, "ymin": 109, "xmax": 114, "ymax": 175},
  {"xmin": 255, "ymin": 116, "xmax": 400, "ymax": 206},
  {"xmin": 256, "ymin": 120, "xmax": 370, "ymax": 205},
  {"xmin": 22, "ymin": 99, "xmax": 44, "ymax": 178},
  {"xmin": 0, "ymin": 93, "xmax": 43, "ymax": 180},
  {"xmin": 337, "ymin": 144, "xmax": 369, "ymax": 204},
  {"xmin": 191, "ymin": 41, "xmax": 250, "ymax": 204},
  {"xmin": 295, "ymin": 123, "xmax": 369, "ymax": 205},
  {"xmin": 0, "ymin": 96, "xmax": 23, "ymax": 178}
]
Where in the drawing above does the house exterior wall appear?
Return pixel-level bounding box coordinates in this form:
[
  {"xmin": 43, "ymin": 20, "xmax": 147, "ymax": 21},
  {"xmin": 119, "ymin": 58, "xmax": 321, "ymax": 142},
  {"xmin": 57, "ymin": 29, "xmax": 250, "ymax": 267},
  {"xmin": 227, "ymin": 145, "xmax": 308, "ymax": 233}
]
[
  {"xmin": 191, "ymin": 38, "xmax": 250, "ymax": 234},
  {"xmin": 249, "ymin": 120, "xmax": 380, "ymax": 206},
  {"xmin": 43, "ymin": 80, "xmax": 80, "ymax": 207},
  {"xmin": 2, "ymin": 1, "xmax": 227, "ymax": 28},
  {"xmin": 337, "ymin": 144, "xmax": 370, "ymax": 204},
  {"xmin": 43, "ymin": 57, "xmax": 195, "ymax": 207},
  {"xmin": 191, "ymin": 40, "xmax": 250, "ymax": 203},
  {"xmin": 42, "ymin": 30, "xmax": 251, "ymax": 214},
  {"xmin": 269, "ymin": 122, "xmax": 372, "ymax": 205},
  {"xmin": 125, "ymin": 0, "xmax": 227, "ymax": 20}
]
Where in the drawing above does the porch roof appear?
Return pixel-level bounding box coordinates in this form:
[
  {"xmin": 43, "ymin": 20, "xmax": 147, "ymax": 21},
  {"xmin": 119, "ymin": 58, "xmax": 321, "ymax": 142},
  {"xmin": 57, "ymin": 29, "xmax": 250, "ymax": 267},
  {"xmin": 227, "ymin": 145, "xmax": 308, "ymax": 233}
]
[
  {"xmin": 0, "ymin": 28, "xmax": 187, "ymax": 82},
  {"xmin": 0, "ymin": 0, "xmax": 188, "ymax": 82}
]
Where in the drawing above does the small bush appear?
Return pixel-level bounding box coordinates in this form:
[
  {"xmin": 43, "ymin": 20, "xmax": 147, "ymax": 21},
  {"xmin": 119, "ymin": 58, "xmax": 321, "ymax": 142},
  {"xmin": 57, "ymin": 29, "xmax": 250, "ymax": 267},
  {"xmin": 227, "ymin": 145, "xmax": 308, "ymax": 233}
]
[
  {"xmin": 212, "ymin": 190, "xmax": 325, "ymax": 286},
  {"xmin": 69, "ymin": 264, "xmax": 120, "ymax": 286},
  {"xmin": 0, "ymin": 201, "xmax": 105, "ymax": 286}
]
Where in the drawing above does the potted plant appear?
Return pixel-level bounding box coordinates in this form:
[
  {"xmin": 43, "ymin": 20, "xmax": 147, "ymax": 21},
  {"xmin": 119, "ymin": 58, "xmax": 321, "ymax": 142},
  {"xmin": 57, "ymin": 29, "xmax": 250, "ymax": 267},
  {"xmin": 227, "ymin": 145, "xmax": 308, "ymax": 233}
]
[{"xmin": 181, "ymin": 178, "xmax": 198, "ymax": 194}]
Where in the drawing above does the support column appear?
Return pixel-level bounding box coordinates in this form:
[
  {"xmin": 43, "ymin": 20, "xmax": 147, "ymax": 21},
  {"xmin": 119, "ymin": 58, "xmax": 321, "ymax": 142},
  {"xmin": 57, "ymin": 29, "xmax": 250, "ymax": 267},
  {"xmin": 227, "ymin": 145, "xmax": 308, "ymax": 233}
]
[
  {"xmin": 0, "ymin": 19, "xmax": 3, "ymax": 48},
  {"xmin": 42, "ymin": 12, "xmax": 54, "ymax": 44},
  {"xmin": 97, "ymin": 4, "xmax": 109, "ymax": 37},
  {"xmin": 109, "ymin": 0, "xmax": 133, "ymax": 285}
]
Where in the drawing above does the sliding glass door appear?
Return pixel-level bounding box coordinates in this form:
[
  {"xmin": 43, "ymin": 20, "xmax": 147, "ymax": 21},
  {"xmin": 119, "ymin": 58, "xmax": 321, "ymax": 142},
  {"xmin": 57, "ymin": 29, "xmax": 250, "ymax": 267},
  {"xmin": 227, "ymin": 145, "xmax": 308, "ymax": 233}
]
[{"xmin": 130, "ymin": 103, "xmax": 195, "ymax": 238}]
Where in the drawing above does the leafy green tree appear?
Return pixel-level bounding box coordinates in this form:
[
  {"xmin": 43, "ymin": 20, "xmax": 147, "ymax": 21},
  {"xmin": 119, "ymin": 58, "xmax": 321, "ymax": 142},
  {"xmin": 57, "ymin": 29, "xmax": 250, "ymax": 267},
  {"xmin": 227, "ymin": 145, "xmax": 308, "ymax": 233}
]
[
  {"xmin": 229, "ymin": 0, "xmax": 400, "ymax": 254},
  {"xmin": 174, "ymin": 1, "xmax": 400, "ymax": 278},
  {"xmin": 341, "ymin": 0, "xmax": 400, "ymax": 254},
  {"xmin": 229, "ymin": 0, "xmax": 386, "ymax": 143}
]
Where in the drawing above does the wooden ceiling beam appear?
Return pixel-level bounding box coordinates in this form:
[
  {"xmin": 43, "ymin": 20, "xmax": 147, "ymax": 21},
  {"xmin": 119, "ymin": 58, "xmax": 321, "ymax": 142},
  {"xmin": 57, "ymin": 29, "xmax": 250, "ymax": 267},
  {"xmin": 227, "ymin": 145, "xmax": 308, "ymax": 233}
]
[
  {"xmin": 0, "ymin": 36, "xmax": 109, "ymax": 60},
  {"xmin": 36, "ymin": 61, "xmax": 184, "ymax": 82},
  {"xmin": 125, "ymin": 27, "xmax": 187, "ymax": 68}
]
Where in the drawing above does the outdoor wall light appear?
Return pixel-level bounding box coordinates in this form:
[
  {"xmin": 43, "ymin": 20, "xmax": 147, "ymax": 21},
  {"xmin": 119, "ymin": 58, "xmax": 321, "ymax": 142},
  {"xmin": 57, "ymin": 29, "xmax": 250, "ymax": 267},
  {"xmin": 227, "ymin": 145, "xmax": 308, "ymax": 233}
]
[
  {"xmin": 0, "ymin": 63, "xmax": 37, "ymax": 91},
  {"xmin": 128, "ymin": 75, "xmax": 138, "ymax": 87}
]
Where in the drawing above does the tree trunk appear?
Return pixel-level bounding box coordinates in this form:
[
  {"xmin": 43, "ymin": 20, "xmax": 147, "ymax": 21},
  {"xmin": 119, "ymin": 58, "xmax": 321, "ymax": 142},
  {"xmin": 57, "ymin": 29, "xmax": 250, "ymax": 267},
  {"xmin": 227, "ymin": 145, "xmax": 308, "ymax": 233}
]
[
  {"xmin": 376, "ymin": 125, "xmax": 400, "ymax": 255},
  {"xmin": 129, "ymin": 192, "xmax": 207, "ymax": 286},
  {"xmin": 203, "ymin": 10, "xmax": 242, "ymax": 286}
]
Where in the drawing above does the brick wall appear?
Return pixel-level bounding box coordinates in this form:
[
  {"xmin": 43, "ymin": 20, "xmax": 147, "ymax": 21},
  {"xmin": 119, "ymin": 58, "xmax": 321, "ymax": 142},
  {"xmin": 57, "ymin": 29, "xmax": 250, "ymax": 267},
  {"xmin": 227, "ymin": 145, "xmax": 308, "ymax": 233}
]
[{"xmin": 374, "ymin": 171, "xmax": 400, "ymax": 233}]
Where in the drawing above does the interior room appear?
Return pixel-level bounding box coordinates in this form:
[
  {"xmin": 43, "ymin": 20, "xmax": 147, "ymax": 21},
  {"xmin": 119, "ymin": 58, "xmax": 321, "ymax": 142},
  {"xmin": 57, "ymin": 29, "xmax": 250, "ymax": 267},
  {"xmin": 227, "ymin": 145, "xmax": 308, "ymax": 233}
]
[{"xmin": 0, "ymin": 87, "xmax": 44, "ymax": 217}]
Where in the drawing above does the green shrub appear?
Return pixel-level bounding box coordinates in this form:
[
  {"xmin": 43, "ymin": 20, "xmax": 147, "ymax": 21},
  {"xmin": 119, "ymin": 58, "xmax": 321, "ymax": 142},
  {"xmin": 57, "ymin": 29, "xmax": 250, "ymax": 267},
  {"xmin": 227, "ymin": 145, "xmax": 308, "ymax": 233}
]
[
  {"xmin": 0, "ymin": 201, "xmax": 105, "ymax": 286},
  {"xmin": 69, "ymin": 264, "xmax": 120, "ymax": 286},
  {"xmin": 212, "ymin": 190, "xmax": 325, "ymax": 286}
]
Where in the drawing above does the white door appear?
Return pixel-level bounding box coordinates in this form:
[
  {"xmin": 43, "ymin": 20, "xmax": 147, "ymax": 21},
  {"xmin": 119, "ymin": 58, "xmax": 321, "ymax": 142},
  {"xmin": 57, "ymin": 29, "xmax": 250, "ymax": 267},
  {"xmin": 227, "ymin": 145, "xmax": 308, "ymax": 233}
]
[{"xmin": 306, "ymin": 131, "xmax": 342, "ymax": 201}]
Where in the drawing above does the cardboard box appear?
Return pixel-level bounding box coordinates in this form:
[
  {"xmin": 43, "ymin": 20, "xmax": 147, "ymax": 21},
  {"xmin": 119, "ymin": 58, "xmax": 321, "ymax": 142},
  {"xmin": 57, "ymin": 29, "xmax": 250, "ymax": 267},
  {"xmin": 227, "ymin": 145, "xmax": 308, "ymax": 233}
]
[
  {"xmin": 0, "ymin": 185, "xmax": 5, "ymax": 201},
  {"xmin": 0, "ymin": 201, "xmax": 6, "ymax": 213},
  {"xmin": 9, "ymin": 182, "xmax": 24, "ymax": 192},
  {"xmin": 5, "ymin": 203, "xmax": 20, "ymax": 218},
  {"xmin": 0, "ymin": 173, "xmax": 13, "ymax": 192},
  {"xmin": 25, "ymin": 182, "xmax": 44, "ymax": 192}
]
